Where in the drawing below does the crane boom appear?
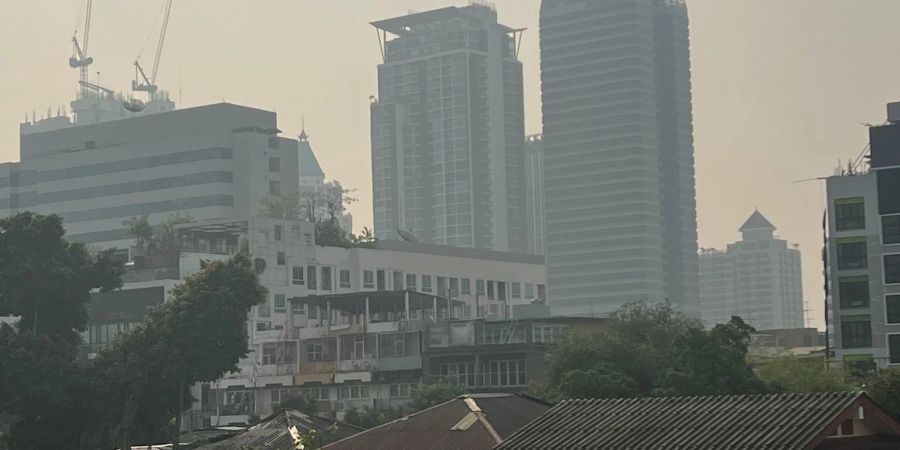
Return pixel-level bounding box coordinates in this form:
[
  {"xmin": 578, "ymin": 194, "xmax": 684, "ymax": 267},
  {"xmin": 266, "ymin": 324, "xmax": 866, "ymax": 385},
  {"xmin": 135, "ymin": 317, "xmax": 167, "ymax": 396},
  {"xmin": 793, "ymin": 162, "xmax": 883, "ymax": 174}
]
[
  {"xmin": 69, "ymin": 0, "xmax": 94, "ymax": 96},
  {"xmin": 133, "ymin": 0, "xmax": 173, "ymax": 95}
]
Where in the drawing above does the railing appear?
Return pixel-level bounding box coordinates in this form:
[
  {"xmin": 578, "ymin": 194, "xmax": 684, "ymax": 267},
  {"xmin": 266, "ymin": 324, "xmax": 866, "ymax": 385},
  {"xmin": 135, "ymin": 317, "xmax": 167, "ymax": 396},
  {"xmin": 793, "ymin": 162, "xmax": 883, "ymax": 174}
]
[
  {"xmin": 338, "ymin": 357, "xmax": 376, "ymax": 373},
  {"xmin": 298, "ymin": 360, "xmax": 336, "ymax": 375}
]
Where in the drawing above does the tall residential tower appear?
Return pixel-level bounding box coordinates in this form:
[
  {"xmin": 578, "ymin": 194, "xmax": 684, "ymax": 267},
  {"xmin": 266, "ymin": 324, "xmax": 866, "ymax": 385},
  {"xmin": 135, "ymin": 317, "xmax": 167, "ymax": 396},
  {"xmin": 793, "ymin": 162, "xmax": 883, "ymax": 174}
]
[
  {"xmin": 370, "ymin": 4, "xmax": 527, "ymax": 252},
  {"xmin": 540, "ymin": 0, "xmax": 700, "ymax": 316}
]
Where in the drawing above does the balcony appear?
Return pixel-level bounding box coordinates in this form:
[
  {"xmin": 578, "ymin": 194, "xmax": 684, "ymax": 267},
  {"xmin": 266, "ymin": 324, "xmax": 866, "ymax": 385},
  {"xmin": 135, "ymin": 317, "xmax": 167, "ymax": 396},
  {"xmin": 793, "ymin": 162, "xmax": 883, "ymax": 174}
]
[
  {"xmin": 298, "ymin": 360, "xmax": 336, "ymax": 375},
  {"xmin": 376, "ymin": 355, "xmax": 422, "ymax": 371},
  {"xmin": 255, "ymin": 329, "xmax": 286, "ymax": 343},
  {"xmin": 338, "ymin": 357, "xmax": 376, "ymax": 373}
]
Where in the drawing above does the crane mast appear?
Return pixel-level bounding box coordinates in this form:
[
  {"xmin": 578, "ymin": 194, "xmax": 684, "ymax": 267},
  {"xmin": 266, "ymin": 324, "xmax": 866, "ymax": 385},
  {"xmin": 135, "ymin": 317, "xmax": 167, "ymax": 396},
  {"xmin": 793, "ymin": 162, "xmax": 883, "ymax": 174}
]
[
  {"xmin": 69, "ymin": 0, "xmax": 94, "ymax": 98},
  {"xmin": 133, "ymin": 0, "xmax": 174, "ymax": 96}
]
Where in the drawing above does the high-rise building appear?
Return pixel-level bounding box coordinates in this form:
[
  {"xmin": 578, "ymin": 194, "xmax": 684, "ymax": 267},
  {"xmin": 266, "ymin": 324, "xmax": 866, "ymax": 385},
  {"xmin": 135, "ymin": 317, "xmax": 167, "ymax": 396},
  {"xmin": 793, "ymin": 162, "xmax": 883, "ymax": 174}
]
[
  {"xmin": 0, "ymin": 103, "xmax": 300, "ymax": 250},
  {"xmin": 525, "ymin": 134, "xmax": 545, "ymax": 255},
  {"xmin": 540, "ymin": 0, "xmax": 699, "ymax": 317},
  {"xmin": 825, "ymin": 101, "xmax": 900, "ymax": 372},
  {"xmin": 699, "ymin": 210, "xmax": 804, "ymax": 330},
  {"xmin": 370, "ymin": 4, "xmax": 527, "ymax": 252}
]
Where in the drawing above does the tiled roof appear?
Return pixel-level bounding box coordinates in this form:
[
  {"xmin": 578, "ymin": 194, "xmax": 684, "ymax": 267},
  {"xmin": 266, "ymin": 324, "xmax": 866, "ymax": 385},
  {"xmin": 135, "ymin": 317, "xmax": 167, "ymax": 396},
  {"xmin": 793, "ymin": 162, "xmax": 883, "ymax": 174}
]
[
  {"xmin": 325, "ymin": 394, "xmax": 550, "ymax": 450},
  {"xmin": 191, "ymin": 409, "xmax": 361, "ymax": 450},
  {"xmin": 495, "ymin": 392, "xmax": 872, "ymax": 450}
]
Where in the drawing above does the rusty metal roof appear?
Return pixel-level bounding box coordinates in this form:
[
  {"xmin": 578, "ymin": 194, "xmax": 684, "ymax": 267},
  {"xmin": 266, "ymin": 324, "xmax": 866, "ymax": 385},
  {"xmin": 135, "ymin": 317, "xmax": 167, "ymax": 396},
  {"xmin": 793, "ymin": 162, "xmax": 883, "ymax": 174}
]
[
  {"xmin": 496, "ymin": 392, "xmax": 883, "ymax": 450},
  {"xmin": 324, "ymin": 394, "xmax": 550, "ymax": 450}
]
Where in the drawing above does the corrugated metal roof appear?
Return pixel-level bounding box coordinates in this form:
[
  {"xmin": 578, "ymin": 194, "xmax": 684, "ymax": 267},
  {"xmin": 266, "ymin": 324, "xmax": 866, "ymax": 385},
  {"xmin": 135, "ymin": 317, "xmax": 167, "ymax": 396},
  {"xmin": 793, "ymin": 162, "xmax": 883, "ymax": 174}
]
[
  {"xmin": 324, "ymin": 394, "xmax": 550, "ymax": 450},
  {"xmin": 191, "ymin": 409, "xmax": 361, "ymax": 450},
  {"xmin": 496, "ymin": 392, "xmax": 867, "ymax": 450}
]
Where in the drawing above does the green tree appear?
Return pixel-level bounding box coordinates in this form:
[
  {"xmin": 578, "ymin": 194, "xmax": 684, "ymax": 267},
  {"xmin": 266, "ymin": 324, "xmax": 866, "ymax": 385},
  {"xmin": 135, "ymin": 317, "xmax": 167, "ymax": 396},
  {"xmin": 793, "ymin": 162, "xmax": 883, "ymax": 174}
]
[
  {"xmin": 0, "ymin": 212, "xmax": 123, "ymax": 339},
  {"xmin": 865, "ymin": 368, "xmax": 900, "ymax": 419},
  {"xmin": 756, "ymin": 357, "xmax": 853, "ymax": 393},
  {"xmin": 411, "ymin": 382, "xmax": 465, "ymax": 411},
  {"xmin": 545, "ymin": 302, "xmax": 770, "ymax": 400},
  {"xmin": 279, "ymin": 394, "xmax": 318, "ymax": 415},
  {"xmin": 257, "ymin": 186, "xmax": 357, "ymax": 248},
  {"xmin": 342, "ymin": 406, "xmax": 404, "ymax": 429},
  {"xmin": 123, "ymin": 215, "xmax": 153, "ymax": 251}
]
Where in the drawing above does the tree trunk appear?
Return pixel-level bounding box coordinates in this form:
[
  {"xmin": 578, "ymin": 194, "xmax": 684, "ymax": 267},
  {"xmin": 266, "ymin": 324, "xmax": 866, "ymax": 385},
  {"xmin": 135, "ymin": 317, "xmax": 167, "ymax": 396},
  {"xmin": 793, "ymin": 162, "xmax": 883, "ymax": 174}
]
[
  {"xmin": 32, "ymin": 301, "xmax": 38, "ymax": 334},
  {"xmin": 173, "ymin": 382, "xmax": 183, "ymax": 450}
]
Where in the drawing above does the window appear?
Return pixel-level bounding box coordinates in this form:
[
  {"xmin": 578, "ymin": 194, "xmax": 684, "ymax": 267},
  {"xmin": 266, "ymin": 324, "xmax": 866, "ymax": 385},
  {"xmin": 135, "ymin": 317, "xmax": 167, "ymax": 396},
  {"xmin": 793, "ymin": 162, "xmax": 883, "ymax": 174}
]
[
  {"xmin": 258, "ymin": 301, "xmax": 271, "ymax": 318},
  {"xmin": 379, "ymin": 333, "xmax": 406, "ymax": 357},
  {"xmin": 841, "ymin": 316, "xmax": 872, "ymax": 348},
  {"xmin": 389, "ymin": 383, "xmax": 415, "ymax": 397},
  {"xmin": 377, "ymin": 270, "xmax": 386, "ymax": 291},
  {"xmin": 307, "ymin": 266, "xmax": 317, "ymax": 290},
  {"xmin": 262, "ymin": 344, "xmax": 277, "ymax": 365},
  {"xmin": 838, "ymin": 277, "xmax": 869, "ymax": 309},
  {"xmin": 322, "ymin": 267, "xmax": 333, "ymax": 291},
  {"xmin": 461, "ymin": 278, "xmax": 471, "ymax": 295},
  {"xmin": 886, "ymin": 254, "xmax": 900, "ymax": 284},
  {"xmin": 512, "ymin": 282, "xmax": 521, "ymax": 299},
  {"xmin": 525, "ymin": 283, "xmax": 534, "ymax": 299},
  {"xmin": 437, "ymin": 277, "xmax": 447, "ymax": 297},
  {"xmin": 497, "ymin": 282, "xmax": 506, "ymax": 301},
  {"xmin": 340, "ymin": 270, "xmax": 351, "ymax": 288},
  {"xmin": 834, "ymin": 198, "xmax": 865, "ymax": 231},
  {"xmin": 363, "ymin": 270, "xmax": 375, "ymax": 289},
  {"xmin": 487, "ymin": 281, "xmax": 495, "ymax": 300},
  {"xmin": 439, "ymin": 362, "xmax": 476, "ymax": 387},
  {"xmin": 306, "ymin": 342, "xmax": 325, "ymax": 362},
  {"xmin": 302, "ymin": 387, "xmax": 330, "ymax": 401},
  {"xmin": 269, "ymin": 156, "xmax": 281, "ymax": 172},
  {"xmin": 293, "ymin": 266, "xmax": 305, "ymax": 285},
  {"xmin": 480, "ymin": 360, "xmax": 527, "ymax": 387},
  {"xmin": 269, "ymin": 180, "xmax": 281, "ymax": 195},
  {"xmin": 884, "ymin": 215, "xmax": 900, "ymax": 245},
  {"xmin": 274, "ymin": 225, "xmax": 283, "ymax": 241},
  {"xmin": 888, "ymin": 295, "xmax": 900, "ymax": 324},
  {"xmin": 393, "ymin": 271, "xmax": 404, "ymax": 290},
  {"xmin": 406, "ymin": 273, "xmax": 417, "ymax": 291},
  {"xmin": 303, "ymin": 232, "xmax": 312, "ymax": 246},
  {"xmin": 450, "ymin": 278, "xmax": 459, "ymax": 298},
  {"xmin": 277, "ymin": 252, "xmax": 286, "ymax": 265},
  {"xmin": 890, "ymin": 334, "xmax": 900, "ymax": 364},
  {"xmin": 223, "ymin": 391, "xmax": 253, "ymax": 415},
  {"xmin": 340, "ymin": 385, "xmax": 370, "ymax": 399},
  {"xmin": 533, "ymin": 324, "xmax": 567, "ymax": 343},
  {"xmin": 537, "ymin": 284, "xmax": 546, "ymax": 300},
  {"xmin": 837, "ymin": 239, "xmax": 867, "ymax": 270},
  {"xmin": 422, "ymin": 275, "xmax": 432, "ymax": 292},
  {"xmin": 274, "ymin": 295, "xmax": 286, "ymax": 313},
  {"xmin": 476, "ymin": 279, "xmax": 485, "ymax": 296},
  {"xmin": 308, "ymin": 306, "xmax": 318, "ymax": 320}
]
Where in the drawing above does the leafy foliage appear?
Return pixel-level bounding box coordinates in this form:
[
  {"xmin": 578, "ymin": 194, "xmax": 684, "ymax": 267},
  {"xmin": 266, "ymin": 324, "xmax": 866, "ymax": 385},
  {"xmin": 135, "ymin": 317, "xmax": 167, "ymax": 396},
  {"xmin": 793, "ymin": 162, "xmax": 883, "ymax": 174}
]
[
  {"xmin": 0, "ymin": 212, "xmax": 123, "ymax": 339},
  {"xmin": 411, "ymin": 382, "xmax": 465, "ymax": 411},
  {"xmin": 124, "ymin": 213, "xmax": 194, "ymax": 266},
  {"xmin": 865, "ymin": 368, "xmax": 900, "ymax": 419},
  {"xmin": 279, "ymin": 394, "xmax": 319, "ymax": 415},
  {"xmin": 342, "ymin": 406, "xmax": 404, "ymax": 429},
  {"xmin": 543, "ymin": 301, "xmax": 770, "ymax": 400},
  {"xmin": 257, "ymin": 187, "xmax": 366, "ymax": 247},
  {"xmin": 756, "ymin": 357, "xmax": 853, "ymax": 393}
]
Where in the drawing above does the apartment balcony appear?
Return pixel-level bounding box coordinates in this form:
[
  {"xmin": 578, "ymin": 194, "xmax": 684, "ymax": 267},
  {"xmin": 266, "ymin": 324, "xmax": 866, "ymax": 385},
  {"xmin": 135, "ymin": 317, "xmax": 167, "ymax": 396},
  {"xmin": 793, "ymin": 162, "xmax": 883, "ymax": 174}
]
[
  {"xmin": 255, "ymin": 363, "xmax": 298, "ymax": 377},
  {"xmin": 338, "ymin": 357, "xmax": 376, "ymax": 373},
  {"xmin": 292, "ymin": 326, "xmax": 329, "ymax": 340},
  {"xmin": 254, "ymin": 329, "xmax": 287, "ymax": 343},
  {"xmin": 376, "ymin": 355, "xmax": 422, "ymax": 371},
  {"xmin": 298, "ymin": 360, "xmax": 336, "ymax": 375}
]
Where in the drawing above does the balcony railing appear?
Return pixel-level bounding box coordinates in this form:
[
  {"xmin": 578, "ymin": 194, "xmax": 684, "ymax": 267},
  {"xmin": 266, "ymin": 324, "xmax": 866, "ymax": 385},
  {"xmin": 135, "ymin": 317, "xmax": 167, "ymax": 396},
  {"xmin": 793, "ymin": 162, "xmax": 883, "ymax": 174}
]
[{"xmin": 338, "ymin": 357, "xmax": 376, "ymax": 373}]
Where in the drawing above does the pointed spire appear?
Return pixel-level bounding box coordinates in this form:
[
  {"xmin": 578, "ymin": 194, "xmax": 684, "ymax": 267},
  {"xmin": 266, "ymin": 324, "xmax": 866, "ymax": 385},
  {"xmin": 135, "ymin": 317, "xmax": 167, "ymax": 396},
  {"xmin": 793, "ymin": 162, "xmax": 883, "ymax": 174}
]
[
  {"xmin": 298, "ymin": 114, "xmax": 308, "ymax": 141},
  {"xmin": 739, "ymin": 209, "xmax": 776, "ymax": 232}
]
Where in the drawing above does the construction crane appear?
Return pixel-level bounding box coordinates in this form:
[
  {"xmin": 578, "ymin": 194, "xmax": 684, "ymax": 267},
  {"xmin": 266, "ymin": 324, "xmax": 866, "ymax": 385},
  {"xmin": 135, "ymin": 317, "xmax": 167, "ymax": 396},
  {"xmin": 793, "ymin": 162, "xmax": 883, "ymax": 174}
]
[
  {"xmin": 133, "ymin": 0, "xmax": 173, "ymax": 95},
  {"xmin": 69, "ymin": 0, "xmax": 94, "ymax": 96}
]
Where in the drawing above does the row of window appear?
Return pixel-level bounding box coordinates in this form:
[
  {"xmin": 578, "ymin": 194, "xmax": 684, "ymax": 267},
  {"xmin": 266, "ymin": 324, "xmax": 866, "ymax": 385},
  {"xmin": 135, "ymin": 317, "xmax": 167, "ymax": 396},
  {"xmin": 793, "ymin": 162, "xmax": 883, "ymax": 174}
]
[
  {"xmin": 438, "ymin": 360, "xmax": 528, "ymax": 388},
  {"xmin": 836, "ymin": 239, "xmax": 900, "ymax": 284},
  {"xmin": 222, "ymin": 382, "xmax": 419, "ymax": 414},
  {"xmin": 833, "ymin": 198, "xmax": 900, "ymax": 244}
]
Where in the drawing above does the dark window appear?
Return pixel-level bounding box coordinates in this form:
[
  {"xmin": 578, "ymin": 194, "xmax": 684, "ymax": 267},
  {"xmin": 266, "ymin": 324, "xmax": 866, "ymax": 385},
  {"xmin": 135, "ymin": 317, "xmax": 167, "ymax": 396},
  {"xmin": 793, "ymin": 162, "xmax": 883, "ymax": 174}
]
[
  {"xmin": 487, "ymin": 281, "xmax": 495, "ymax": 300},
  {"xmin": 393, "ymin": 271, "xmax": 404, "ymax": 290},
  {"xmin": 269, "ymin": 157, "xmax": 281, "ymax": 173},
  {"xmin": 363, "ymin": 271, "xmax": 374, "ymax": 289},
  {"xmin": 888, "ymin": 295, "xmax": 900, "ymax": 325},
  {"xmin": 274, "ymin": 295, "xmax": 286, "ymax": 313},
  {"xmin": 877, "ymin": 168, "xmax": 900, "ymax": 214},
  {"xmin": 85, "ymin": 140, "xmax": 96, "ymax": 150},
  {"xmin": 274, "ymin": 225, "xmax": 282, "ymax": 241},
  {"xmin": 292, "ymin": 266, "xmax": 304, "ymax": 285},
  {"xmin": 841, "ymin": 319, "xmax": 872, "ymax": 348},
  {"xmin": 886, "ymin": 254, "xmax": 900, "ymax": 284},
  {"xmin": 321, "ymin": 267, "xmax": 333, "ymax": 291},
  {"xmin": 277, "ymin": 252, "xmax": 286, "ymax": 265},
  {"xmin": 307, "ymin": 266, "xmax": 317, "ymax": 290},
  {"xmin": 890, "ymin": 334, "xmax": 900, "ymax": 364},
  {"xmin": 340, "ymin": 270, "xmax": 351, "ymax": 289},
  {"xmin": 837, "ymin": 240, "xmax": 867, "ymax": 270},
  {"xmin": 838, "ymin": 277, "xmax": 869, "ymax": 309},
  {"xmin": 376, "ymin": 270, "xmax": 386, "ymax": 291},
  {"xmin": 835, "ymin": 200, "xmax": 865, "ymax": 231},
  {"xmin": 884, "ymin": 215, "xmax": 900, "ymax": 244}
]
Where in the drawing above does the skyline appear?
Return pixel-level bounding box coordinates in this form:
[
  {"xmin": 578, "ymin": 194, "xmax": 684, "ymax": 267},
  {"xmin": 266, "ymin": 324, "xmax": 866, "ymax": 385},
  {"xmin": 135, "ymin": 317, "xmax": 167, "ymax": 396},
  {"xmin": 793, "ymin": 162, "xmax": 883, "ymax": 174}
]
[{"xmin": 6, "ymin": 1, "xmax": 900, "ymax": 328}]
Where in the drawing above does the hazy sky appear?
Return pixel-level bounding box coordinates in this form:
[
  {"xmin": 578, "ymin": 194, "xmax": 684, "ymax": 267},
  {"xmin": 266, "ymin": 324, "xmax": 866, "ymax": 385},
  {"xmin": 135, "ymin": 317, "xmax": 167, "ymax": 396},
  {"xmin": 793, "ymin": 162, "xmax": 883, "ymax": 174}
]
[{"xmin": 3, "ymin": 1, "xmax": 900, "ymax": 329}]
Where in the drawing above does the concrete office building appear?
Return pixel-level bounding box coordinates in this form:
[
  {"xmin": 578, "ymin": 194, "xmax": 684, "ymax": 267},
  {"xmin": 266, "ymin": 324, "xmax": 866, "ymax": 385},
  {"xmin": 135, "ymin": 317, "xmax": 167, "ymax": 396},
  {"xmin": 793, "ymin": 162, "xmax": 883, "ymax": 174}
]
[
  {"xmin": 525, "ymin": 134, "xmax": 545, "ymax": 255},
  {"xmin": 370, "ymin": 4, "xmax": 527, "ymax": 252},
  {"xmin": 0, "ymin": 103, "xmax": 299, "ymax": 250},
  {"xmin": 540, "ymin": 0, "xmax": 700, "ymax": 317},
  {"xmin": 699, "ymin": 210, "xmax": 804, "ymax": 330},
  {"xmin": 826, "ymin": 101, "xmax": 900, "ymax": 371}
]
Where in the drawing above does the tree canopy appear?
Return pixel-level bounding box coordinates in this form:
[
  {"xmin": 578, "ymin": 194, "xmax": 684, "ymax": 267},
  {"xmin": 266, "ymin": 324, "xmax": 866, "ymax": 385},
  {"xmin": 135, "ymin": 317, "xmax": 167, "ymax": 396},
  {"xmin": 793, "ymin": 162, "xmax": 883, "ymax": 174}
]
[
  {"xmin": 541, "ymin": 301, "xmax": 770, "ymax": 401},
  {"xmin": 256, "ymin": 188, "xmax": 360, "ymax": 247}
]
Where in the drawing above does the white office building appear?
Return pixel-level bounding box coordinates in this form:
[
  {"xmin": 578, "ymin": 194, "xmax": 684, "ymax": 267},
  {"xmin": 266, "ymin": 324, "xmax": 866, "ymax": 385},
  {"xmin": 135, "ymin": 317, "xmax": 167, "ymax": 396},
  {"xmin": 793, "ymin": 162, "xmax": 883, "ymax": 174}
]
[
  {"xmin": 1, "ymin": 103, "xmax": 300, "ymax": 250},
  {"xmin": 699, "ymin": 210, "xmax": 804, "ymax": 330}
]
